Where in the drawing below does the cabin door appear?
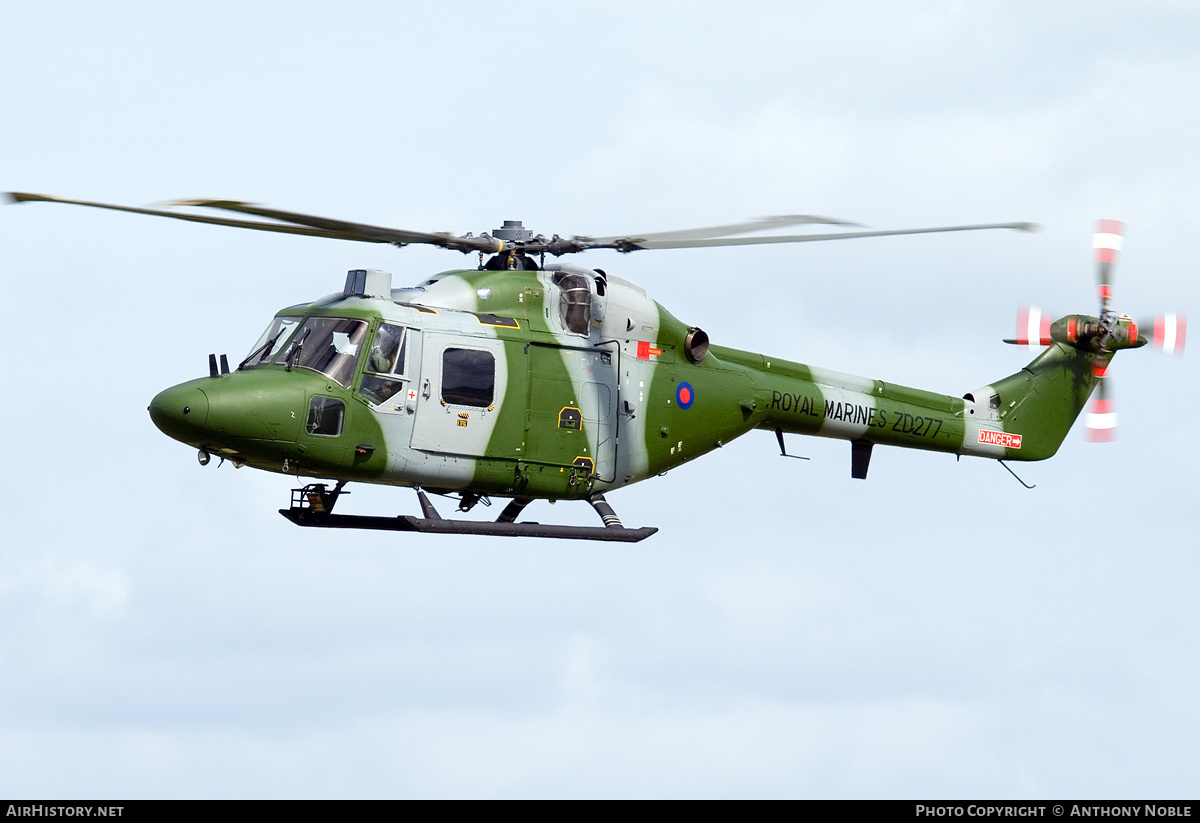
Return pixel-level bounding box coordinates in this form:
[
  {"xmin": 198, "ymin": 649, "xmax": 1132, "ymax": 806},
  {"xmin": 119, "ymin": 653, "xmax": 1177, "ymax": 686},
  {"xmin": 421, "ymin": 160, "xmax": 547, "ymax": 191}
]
[{"xmin": 523, "ymin": 343, "xmax": 618, "ymax": 483}]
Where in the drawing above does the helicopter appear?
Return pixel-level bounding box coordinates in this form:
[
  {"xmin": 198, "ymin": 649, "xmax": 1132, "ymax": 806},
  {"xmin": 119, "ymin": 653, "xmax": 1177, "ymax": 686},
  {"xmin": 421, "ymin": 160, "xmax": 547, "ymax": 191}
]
[{"xmin": 6, "ymin": 193, "xmax": 1186, "ymax": 541}]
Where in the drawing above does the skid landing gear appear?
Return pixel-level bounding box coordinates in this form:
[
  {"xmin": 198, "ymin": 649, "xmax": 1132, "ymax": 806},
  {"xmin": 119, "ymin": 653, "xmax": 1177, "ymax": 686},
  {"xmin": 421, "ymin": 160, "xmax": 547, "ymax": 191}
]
[{"xmin": 279, "ymin": 486, "xmax": 657, "ymax": 543}]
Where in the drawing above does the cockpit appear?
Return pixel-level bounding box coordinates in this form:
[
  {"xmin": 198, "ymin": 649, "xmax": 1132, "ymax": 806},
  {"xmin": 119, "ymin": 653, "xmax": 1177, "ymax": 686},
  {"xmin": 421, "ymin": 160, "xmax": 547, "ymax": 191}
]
[
  {"xmin": 241, "ymin": 315, "xmax": 369, "ymax": 388},
  {"xmin": 241, "ymin": 315, "xmax": 411, "ymax": 408}
]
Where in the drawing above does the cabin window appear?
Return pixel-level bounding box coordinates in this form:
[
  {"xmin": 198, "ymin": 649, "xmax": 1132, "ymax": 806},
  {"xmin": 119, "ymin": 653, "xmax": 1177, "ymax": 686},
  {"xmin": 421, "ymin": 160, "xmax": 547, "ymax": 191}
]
[
  {"xmin": 306, "ymin": 396, "xmax": 345, "ymax": 437},
  {"xmin": 553, "ymin": 271, "xmax": 592, "ymax": 335},
  {"xmin": 441, "ymin": 348, "xmax": 494, "ymax": 407}
]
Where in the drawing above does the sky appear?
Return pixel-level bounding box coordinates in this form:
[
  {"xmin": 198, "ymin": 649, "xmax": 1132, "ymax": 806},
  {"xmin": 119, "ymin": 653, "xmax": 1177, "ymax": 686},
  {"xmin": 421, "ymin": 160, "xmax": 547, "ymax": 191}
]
[{"xmin": 2, "ymin": 0, "xmax": 1198, "ymax": 799}]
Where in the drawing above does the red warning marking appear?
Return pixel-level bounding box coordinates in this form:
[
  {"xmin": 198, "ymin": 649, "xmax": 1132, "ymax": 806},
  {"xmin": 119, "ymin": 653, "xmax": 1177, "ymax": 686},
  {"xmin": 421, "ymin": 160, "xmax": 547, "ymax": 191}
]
[
  {"xmin": 636, "ymin": 341, "xmax": 662, "ymax": 360},
  {"xmin": 978, "ymin": 429, "xmax": 1022, "ymax": 449}
]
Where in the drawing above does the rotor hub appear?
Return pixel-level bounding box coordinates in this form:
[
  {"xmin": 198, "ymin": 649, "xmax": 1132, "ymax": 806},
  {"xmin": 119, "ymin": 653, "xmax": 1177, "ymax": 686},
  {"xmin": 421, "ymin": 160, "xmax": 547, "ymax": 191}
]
[{"xmin": 491, "ymin": 220, "xmax": 533, "ymax": 243}]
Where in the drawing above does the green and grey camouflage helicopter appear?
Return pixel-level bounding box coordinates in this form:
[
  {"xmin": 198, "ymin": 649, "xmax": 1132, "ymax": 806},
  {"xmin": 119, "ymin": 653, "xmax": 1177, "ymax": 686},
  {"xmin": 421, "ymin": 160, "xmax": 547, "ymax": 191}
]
[{"xmin": 7, "ymin": 194, "xmax": 1186, "ymax": 541}]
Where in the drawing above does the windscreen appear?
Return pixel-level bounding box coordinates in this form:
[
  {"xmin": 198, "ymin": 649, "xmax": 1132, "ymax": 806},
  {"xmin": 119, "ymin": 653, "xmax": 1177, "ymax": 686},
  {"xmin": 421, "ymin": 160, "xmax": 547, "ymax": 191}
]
[
  {"xmin": 241, "ymin": 316, "xmax": 302, "ymax": 369},
  {"xmin": 276, "ymin": 317, "xmax": 370, "ymax": 387}
]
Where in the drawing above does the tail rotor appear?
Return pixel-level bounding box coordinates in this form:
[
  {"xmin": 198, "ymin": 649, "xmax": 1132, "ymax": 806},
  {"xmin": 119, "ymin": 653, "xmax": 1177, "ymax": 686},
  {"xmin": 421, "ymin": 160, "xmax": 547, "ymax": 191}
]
[{"xmin": 1010, "ymin": 219, "xmax": 1184, "ymax": 443}]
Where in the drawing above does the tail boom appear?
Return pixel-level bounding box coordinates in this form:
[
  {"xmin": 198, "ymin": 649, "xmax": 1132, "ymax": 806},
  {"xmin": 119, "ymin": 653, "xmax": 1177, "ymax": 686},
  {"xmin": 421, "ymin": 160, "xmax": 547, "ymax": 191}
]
[{"xmin": 719, "ymin": 341, "xmax": 1106, "ymax": 464}]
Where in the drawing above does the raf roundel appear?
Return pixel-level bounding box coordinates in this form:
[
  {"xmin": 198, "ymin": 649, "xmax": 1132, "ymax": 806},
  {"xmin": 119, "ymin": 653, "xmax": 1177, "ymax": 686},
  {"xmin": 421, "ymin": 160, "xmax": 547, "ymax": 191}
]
[{"xmin": 676, "ymin": 381, "xmax": 695, "ymax": 410}]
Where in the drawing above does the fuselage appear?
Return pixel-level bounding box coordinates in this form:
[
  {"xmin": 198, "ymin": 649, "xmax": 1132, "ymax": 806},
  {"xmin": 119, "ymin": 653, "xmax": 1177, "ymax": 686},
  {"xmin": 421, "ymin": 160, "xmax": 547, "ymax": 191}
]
[{"xmin": 149, "ymin": 264, "xmax": 1105, "ymax": 501}]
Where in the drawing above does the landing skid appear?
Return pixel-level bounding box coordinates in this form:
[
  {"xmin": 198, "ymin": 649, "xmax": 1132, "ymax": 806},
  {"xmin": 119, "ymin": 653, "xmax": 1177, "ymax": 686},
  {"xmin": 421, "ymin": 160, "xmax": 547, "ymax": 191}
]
[
  {"xmin": 279, "ymin": 484, "xmax": 658, "ymax": 543},
  {"xmin": 280, "ymin": 509, "xmax": 657, "ymax": 542}
]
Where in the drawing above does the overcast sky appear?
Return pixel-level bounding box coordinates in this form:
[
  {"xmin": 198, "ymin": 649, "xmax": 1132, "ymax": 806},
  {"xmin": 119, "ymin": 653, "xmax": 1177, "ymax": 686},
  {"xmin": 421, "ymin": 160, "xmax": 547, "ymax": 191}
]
[{"xmin": 2, "ymin": 0, "xmax": 1198, "ymax": 798}]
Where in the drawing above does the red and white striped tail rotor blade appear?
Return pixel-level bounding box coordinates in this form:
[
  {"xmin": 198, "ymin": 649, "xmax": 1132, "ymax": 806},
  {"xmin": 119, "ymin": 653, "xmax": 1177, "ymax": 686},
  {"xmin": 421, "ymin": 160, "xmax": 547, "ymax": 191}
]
[
  {"xmin": 1094, "ymin": 219, "xmax": 1124, "ymax": 265},
  {"xmin": 1086, "ymin": 398, "xmax": 1117, "ymax": 441},
  {"xmin": 1016, "ymin": 305, "xmax": 1053, "ymax": 346},
  {"xmin": 1085, "ymin": 368, "xmax": 1117, "ymax": 442},
  {"xmin": 1094, "ymin": 219, "xmax": 1123, "ymax": 310},
  {"xmin": 1148, "ymin": 312, "xmax": 1187, "ymax": 356}
]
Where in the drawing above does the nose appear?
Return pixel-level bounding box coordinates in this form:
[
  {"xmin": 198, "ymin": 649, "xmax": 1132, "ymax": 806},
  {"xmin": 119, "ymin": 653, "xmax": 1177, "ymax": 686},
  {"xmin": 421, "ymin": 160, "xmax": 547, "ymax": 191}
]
[{"xmin": 148, "ymin": 383, "xmax": 210, "ymax": 445}]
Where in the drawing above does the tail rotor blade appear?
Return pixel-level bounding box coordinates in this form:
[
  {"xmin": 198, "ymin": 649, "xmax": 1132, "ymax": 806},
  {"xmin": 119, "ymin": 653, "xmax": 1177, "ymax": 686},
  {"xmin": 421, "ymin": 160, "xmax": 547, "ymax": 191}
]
[
  {"xmin": 1016, "ymin": 305, "xmax": 1053, "ymax": 346},
  {"xmin": 1094, "ymin": 219, "xmax": 1124, "ymax": 314},
  {"xmin": 1085, "ymin": 364, "xmax": 1118, "ymax": 442},
  {"xmin": 1143, "ymin": 312, "xmax": 1187, "ymax": 356}
]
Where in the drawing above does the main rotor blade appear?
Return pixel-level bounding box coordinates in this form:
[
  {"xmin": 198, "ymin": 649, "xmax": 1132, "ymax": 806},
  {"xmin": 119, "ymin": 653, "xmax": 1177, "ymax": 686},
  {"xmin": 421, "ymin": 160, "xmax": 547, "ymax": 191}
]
[
  {"xmin": 582, "ymin": 215, "xmax": 854, "ymax": 246},
  {"xmin": 592, "ymin": 221, "xmax": 1038, "ymax": 252},
  {"xmin": 6, "ymin": 192, "xmax": 497, "ymax": 253},
  {"xmin": 169, "ymin": 199, "xmax": 493, "ymax": 252},
  {"xmin": 7, "ymin": 192, "xmax": 361, "ymax": 241}
]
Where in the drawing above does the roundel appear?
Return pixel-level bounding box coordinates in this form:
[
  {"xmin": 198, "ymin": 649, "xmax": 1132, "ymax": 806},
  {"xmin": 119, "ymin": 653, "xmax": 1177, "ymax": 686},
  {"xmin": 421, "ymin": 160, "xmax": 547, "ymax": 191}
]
[{"xmin": 676, "ymin": 381, "xmax": 695, "ymax": 410}]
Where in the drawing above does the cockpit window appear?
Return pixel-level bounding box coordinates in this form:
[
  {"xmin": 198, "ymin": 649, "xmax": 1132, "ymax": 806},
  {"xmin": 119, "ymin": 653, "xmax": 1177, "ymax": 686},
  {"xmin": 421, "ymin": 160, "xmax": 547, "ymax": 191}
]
[
  {"xmin": 367, "ymin": 324, "xmax": 407, "ymax": 376},
  {"xmin": 242, "ymin": 316, "xmax": 302, "ymax": 369},
  {"xmin": 276, "ymin": 317, "xmax": 369, "ymax": 387},
  {"xmin": 306, "ymin": 396, "xmax": 345, "ymax": 436},
  {"xmin": 359, "ymin": 324, "xmax": 409, "ymax": 406}
]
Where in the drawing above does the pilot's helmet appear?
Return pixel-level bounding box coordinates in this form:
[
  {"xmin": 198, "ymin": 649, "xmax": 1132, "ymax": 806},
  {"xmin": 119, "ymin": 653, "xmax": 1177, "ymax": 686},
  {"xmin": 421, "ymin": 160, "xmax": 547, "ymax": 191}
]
[{"xmin": 370, "ymin": 325, "xmax": 400, "ymax": 371}]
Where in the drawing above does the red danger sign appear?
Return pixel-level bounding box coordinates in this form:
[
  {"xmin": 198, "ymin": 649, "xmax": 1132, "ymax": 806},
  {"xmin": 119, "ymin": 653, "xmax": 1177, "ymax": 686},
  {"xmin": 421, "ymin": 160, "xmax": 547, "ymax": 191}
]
[
  {"xmin": 636, "ymin": 341, "xmax": 663, "ymax": 359},
  {"xmin": 978, "ymin": 429, "xmax": 1022, "ymax": 449}
]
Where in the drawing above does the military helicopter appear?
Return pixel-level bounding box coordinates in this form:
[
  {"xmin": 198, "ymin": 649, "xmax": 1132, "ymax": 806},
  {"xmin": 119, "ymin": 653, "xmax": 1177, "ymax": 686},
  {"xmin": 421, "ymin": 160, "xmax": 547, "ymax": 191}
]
[{"xmin": 7, "ymin": 193, "xmax": 1186, "ymax": 541}]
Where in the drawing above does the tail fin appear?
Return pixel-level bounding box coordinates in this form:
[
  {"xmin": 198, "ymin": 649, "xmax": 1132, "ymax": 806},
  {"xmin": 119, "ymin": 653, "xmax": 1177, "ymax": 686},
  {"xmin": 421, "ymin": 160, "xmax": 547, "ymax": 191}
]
[{"xmin": 986, "ymin": 342, "xmax": 1108, "ymax": 460}]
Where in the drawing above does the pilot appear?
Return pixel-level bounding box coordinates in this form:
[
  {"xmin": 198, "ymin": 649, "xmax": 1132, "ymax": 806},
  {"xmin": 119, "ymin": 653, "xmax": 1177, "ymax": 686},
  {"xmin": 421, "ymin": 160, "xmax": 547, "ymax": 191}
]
[{"xmin": 369, "ymin": 325, "xmax": 403, "ymax": 373}]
